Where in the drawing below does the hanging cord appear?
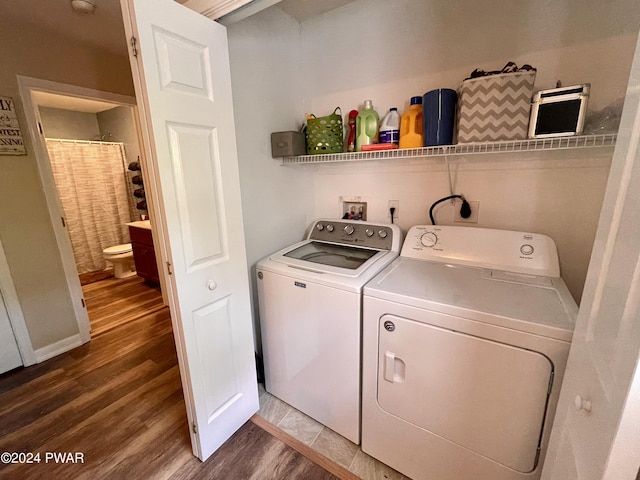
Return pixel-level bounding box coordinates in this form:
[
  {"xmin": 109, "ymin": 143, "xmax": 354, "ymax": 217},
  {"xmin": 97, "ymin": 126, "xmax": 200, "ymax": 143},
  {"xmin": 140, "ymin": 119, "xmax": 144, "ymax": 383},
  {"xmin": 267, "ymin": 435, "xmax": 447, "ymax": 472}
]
[
  {"xmin": 430, "ymin": 155, "xmax": 472, "ymax": 225},
  {"xmin": 444, "ymin": 155, "xmax": 455, "ymax": 197},
  {"xmin": 429, "ymin": 194, "xmax": 471, "ymax": 225}
]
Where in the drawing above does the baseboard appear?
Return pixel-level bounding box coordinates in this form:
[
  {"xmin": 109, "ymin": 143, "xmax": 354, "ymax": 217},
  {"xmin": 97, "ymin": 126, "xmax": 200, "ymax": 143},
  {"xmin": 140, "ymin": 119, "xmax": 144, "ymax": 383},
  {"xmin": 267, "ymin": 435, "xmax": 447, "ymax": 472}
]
[{"xmin": 35, "ymin": 334, "xmax": 84, "ymax": 363}]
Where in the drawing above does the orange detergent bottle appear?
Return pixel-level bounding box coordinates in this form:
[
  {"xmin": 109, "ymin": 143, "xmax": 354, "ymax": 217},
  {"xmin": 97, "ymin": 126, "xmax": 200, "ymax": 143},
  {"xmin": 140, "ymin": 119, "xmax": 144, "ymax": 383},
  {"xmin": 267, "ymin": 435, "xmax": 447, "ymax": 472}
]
[{"xmin": 399, "ymin": 96, "xmax": 424, "ymax": 148}]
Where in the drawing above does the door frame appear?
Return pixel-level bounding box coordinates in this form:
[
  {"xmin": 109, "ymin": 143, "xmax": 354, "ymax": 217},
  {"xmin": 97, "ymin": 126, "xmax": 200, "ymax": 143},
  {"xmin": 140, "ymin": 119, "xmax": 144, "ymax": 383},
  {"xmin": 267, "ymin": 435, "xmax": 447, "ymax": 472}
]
[{"xmin": 17, "ymin": 75, "xmax": 168, "ymax": 350}]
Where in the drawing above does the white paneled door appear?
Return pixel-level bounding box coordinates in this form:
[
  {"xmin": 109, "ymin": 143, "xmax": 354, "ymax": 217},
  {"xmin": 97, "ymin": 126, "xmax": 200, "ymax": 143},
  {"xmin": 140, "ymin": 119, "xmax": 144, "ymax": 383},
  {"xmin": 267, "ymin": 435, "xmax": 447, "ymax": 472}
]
[
  {"xmin": 542, "ymin": 33, "xmax": 640, "ymax": 480},
  {"xmin": 120, "ymin": 0, "xmax": 258, "ymax": 460},
  {"xmin": 0, "ymin": 290, "xmax": 22, "ymax": 374}
]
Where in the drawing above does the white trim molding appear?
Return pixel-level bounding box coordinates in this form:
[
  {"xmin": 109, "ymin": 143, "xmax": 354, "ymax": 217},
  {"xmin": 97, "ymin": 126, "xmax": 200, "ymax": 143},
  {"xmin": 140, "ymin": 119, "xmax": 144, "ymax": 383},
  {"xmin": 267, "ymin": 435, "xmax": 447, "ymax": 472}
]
[
  {"xmin": 17, "ymin": 76, "xmax": 138, "ymax": 346},
  {"xmin": 35, "ymin": 334, "xmax": 84, "ymax": 363},
  {"xmin": 183, "ymin": 0, "xmax": 280, "ymax": 24}
]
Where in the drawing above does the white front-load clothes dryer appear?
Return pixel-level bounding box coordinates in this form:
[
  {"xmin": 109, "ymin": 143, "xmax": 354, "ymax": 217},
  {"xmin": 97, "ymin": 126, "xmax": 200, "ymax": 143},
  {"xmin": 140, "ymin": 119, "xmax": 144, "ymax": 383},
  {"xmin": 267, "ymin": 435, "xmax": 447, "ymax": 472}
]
[
  {"xmin": 362, "ymin": 225, "xmax": 578, "ymax": 480},
  {"xmin": 257, "ymin": 219, "xmax": 401, "ymax": 444}
]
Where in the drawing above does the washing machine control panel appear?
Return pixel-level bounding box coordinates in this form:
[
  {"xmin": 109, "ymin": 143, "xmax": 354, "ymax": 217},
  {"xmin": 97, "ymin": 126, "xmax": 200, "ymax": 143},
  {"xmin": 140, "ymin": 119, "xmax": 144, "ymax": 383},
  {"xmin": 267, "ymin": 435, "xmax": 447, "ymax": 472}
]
[
  {"xmin": 401, "ymin": 225, "xmax": 561, "ymax": 277},
  {"xmin": 310, "ymin": 220, "xmax": 396, "ymax": 250}
]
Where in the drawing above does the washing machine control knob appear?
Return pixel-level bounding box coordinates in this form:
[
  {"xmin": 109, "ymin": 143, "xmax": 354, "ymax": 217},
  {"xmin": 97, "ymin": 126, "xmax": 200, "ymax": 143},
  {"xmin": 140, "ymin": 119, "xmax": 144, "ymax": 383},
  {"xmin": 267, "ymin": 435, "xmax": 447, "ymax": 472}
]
[
  {"xmin": 326, "ymin": 224, "xmax": 334, "ymax": 232},
  {"xmin": 344, "ymin": 225, "xmax": 355, "ymax": 235},
  {"xmin": 378, "ymin": 230, "xmax": 388, "ymax": 239},
  {"xmin": 420, "ymin": 232, "xmax": 438, "ymax": 247},
  {"xmin": 520, "ymin": 244, "xmax": 534, "ymax": 256},
  {"xmin": 365, "ymin": 228, "xmax": 374, "ymax": 237},
  {"xmin": 316, "ymin": 223, "xmax": 324, "ymax": 231}
]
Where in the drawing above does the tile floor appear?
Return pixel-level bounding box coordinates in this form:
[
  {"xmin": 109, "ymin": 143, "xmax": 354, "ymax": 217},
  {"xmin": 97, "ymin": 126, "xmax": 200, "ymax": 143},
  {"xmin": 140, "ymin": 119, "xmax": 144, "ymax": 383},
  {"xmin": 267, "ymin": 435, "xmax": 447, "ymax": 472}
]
[{"xmin": 257, "ymin": 385, "xmax": 408, "ymax": 480}]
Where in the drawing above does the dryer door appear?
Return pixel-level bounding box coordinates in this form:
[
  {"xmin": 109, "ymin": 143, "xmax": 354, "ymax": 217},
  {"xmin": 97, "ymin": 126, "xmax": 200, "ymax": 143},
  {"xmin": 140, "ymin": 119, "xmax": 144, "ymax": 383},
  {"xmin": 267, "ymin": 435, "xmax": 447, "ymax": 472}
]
[{"xmin": 378, "ymin": 313, "xmax": 553, "ymax": 473}]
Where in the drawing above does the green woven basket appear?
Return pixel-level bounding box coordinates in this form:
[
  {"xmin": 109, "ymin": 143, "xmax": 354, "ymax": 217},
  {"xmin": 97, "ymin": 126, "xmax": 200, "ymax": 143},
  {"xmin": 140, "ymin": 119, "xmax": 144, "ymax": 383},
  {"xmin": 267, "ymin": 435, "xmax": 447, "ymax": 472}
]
[{"xmin": 306, "ymin": 107, "xmax": 344, "ymax": 154}]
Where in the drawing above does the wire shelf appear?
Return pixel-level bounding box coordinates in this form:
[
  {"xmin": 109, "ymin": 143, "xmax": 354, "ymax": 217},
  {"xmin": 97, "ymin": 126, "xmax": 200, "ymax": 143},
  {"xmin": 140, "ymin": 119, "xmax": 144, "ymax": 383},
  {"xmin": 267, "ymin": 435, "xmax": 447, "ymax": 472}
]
[{"xmin": 281, "ymin": 134, "xmax": 617, "ymax": 165}]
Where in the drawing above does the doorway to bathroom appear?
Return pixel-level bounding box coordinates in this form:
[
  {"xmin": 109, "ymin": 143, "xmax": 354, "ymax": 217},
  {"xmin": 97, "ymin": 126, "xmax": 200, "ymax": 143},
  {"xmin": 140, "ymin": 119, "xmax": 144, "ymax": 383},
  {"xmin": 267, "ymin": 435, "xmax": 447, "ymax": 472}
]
[
  {"xmin": 19, "ymin": 77, "xmax": 167, "ymax": 339},
  {"xmin": 44, "ymin": 138, "xmax": 137, "ymax": 277}
]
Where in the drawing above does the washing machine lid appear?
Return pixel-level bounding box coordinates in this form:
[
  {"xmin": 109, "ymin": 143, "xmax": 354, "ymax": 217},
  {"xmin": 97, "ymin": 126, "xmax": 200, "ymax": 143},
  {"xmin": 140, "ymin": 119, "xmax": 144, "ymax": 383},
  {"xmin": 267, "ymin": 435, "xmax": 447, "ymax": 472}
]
[
  {"xmin": 104, "ymin": 243, "xmax": 132, "ymax": 254},
  {"xmin": 261, "ymin": 219, "xmax": 402, "ymax": 280},
  {"xmin": 268, "ymin": 239, "xmax": 391, "ymax": 278},
  {"xmin": 365, "ymin": 258, "xmax": 577, "ymax": 341},
  {"xmin": 283, "ymin": 241, "xmax": 378, "ymax": 269}
]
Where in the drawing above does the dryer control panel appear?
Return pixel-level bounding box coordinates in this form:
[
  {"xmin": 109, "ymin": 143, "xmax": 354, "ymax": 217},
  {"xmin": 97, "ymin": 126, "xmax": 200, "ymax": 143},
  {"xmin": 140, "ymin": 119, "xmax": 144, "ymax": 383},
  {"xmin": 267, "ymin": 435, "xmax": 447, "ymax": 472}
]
[{"xmin": 401, "ymin": 225, "xmax": 560, "ymax": 277}]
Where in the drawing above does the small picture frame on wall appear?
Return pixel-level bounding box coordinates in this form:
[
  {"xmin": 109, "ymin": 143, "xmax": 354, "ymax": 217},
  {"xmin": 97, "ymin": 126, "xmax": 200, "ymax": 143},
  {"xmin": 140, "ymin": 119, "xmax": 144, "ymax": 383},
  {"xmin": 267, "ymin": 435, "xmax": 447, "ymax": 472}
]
[{"xmin": 0, "ymin": 96, "xmax": 27, "ymax": 155}]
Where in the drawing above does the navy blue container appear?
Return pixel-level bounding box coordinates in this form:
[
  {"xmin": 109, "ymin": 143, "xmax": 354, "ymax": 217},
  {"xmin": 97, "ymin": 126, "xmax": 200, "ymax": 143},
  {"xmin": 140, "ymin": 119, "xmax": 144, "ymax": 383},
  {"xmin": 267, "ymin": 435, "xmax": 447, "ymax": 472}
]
[{"xmin": 423, "ymin": 88, "xmax": 457, "ymax": 146}]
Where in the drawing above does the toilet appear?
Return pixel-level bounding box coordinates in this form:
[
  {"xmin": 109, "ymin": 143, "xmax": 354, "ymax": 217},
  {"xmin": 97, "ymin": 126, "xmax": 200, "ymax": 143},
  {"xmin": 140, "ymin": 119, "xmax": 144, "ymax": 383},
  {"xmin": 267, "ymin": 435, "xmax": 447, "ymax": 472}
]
[{"xmin": 103, "ymin": 243, "xmax": 136, "ymax": 278}]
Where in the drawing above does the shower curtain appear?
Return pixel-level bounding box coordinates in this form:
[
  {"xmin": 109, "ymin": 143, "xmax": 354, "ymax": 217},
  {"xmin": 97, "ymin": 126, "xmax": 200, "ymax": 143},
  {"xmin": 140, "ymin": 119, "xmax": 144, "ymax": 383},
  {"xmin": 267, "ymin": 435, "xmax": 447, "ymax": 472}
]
[{"xmin": 46, "ymin": 139, "xmax": 132, "ymax": 274}]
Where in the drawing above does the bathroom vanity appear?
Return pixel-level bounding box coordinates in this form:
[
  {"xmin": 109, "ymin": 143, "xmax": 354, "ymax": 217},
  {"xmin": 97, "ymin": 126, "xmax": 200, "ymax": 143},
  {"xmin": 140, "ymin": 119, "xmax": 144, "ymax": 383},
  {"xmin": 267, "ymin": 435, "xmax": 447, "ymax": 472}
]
[{"xmin": 127, "ymin": 221, "xmax": 160, "ymax": 284}]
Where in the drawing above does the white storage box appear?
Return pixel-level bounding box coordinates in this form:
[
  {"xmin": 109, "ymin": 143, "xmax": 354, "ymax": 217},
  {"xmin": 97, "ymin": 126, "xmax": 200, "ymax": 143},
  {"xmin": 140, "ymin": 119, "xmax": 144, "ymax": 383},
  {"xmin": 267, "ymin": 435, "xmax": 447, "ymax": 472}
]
[
  {"xmin": 457, "ymin": 70, "xmax": 536, "ymax": 143},
  {"xmin": 528, "ymin": 84, "xmax": 590, "ymax": 138}
]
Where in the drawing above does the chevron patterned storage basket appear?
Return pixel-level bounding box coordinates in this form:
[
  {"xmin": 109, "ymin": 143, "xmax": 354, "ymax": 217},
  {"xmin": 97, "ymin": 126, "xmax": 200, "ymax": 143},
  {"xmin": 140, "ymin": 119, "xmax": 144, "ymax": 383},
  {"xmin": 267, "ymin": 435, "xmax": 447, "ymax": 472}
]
[{"xmin": 457, "ymin": 70, "xmax": 536, "ymax": 143}]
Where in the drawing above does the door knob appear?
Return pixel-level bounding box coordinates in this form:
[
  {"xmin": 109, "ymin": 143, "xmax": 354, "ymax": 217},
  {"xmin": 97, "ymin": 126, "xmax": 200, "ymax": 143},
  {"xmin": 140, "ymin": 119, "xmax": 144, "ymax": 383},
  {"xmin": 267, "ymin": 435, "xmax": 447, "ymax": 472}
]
[
  {"xmin": 207, "ymin": 281, "xmax": 217, "ymax": 291},
  {"xmin": 574, "ymin": 394, "xmax": 592, "ymax": 413}
]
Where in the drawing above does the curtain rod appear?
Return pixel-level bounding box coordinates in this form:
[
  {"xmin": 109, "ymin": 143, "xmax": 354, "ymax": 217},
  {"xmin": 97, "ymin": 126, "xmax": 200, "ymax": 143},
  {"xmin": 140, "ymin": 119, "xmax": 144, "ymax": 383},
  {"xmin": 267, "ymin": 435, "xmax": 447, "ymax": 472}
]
[{"xmin": 45, "ymin": 138, "xmax": 124, "ymax": 146}]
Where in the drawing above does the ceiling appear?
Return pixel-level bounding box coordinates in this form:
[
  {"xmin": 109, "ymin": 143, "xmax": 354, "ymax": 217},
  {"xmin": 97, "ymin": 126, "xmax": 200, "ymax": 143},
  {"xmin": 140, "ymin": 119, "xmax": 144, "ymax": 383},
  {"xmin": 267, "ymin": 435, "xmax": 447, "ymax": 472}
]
[
  {"xmin": 277, "ymin": 0, "xmax": 356, "ymax": 23},
  {"xmin": 0, "ymin": 0, "xmax": 128, "ymax": 56},
  {"xmin": 0, "ymin": 0, "xmax": 358, "ymax": 58}
]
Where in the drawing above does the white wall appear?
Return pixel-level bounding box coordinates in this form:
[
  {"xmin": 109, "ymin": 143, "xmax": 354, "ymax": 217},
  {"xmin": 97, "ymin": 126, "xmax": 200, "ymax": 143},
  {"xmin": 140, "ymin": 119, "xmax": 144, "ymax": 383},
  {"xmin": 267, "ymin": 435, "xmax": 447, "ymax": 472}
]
[
  {"xmin": 39, "ymin": 107, "xmax": 101, "ymax": 140},
  {"xmin": 289, "ymin": 0, "xmax": 639, "ymax": 302},
  {"xmin": 300, "ymin": 0, "xmax": 638, "ymax": 115},
  {"xmin": 97, "ymin": 106, "xmax": 145, "ymax": 221},
  {"xmin": 227, "ymin": 7, "xmax": 314, "ymax": 351},
  {"xmin": 228, "ymin": 7, "xmax": 314, "ymax": 262},
  {"xmin": 311, "ymin": 152, "xmax": 611, "ymax": 302}
]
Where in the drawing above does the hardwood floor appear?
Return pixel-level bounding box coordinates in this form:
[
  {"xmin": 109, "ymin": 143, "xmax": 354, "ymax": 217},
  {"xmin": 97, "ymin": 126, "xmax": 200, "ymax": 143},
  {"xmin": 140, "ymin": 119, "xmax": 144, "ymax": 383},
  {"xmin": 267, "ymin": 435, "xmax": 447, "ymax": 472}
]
[
  {"xmin": 0, "ymin": 278, "xmax": 349, "ymax": 480},
  {"xmin": 171, "ymin": 420, "xmax": 341, "ymax": 480},
  {"xmin": 83, "ymin": 275, "xmax": 165, "ymax": 337}
]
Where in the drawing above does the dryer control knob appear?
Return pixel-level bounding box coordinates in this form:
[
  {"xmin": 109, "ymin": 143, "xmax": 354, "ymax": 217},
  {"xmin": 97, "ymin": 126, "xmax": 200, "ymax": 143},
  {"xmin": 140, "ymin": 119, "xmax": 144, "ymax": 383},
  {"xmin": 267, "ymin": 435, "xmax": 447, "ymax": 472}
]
[
  {"xmin": 365, "ymin": 228, "xmax": 374, "ymax": 237},
  {"xmin": 378, "ymin": 230, "xmax": 388, "ymax": 239},
  {"xmin": 316, "ymin": 223, "xmax": 324, "ymax": 231},
  {"xmin": 344, "ymin": 225, "xmax": 355, "ymax": 235},
  {"xmin": 326, "ymin": 224, "xmax": 334, "ymax": 232},
  {"xmin": 420, "ymin": 232, "xmax": 437, "ymax": 247}
]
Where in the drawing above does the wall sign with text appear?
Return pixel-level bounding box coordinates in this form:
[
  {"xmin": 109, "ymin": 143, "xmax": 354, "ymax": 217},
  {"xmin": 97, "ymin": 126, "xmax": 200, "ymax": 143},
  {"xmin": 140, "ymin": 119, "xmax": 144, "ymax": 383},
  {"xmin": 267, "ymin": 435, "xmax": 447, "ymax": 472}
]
[{"xmin": 0, "ymin": 96, "xmax": 26, "ymax": 155}]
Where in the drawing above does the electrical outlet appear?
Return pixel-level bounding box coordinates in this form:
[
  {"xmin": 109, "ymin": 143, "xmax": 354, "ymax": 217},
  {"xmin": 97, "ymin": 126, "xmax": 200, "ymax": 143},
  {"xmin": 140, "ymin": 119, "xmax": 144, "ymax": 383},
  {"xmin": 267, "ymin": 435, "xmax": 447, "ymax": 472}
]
[
  {"xmin": 388, "ymin": 200, "xmax": 399, "ymax": 219},
  {"xmin": 342, "ymin": 201, "xmax": 367, "ymax": 220},
  {"xmin": 453, "ymin": 200, "xmax": 479, "ymax": 223}
]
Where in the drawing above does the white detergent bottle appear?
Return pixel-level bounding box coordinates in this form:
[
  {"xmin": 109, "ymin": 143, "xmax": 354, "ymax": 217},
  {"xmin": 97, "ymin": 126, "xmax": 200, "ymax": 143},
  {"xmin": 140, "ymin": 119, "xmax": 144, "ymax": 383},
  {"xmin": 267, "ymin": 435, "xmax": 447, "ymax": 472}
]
[{"xmin": 379, "ymin": 108, "xmax": 400, "ymax": 144}]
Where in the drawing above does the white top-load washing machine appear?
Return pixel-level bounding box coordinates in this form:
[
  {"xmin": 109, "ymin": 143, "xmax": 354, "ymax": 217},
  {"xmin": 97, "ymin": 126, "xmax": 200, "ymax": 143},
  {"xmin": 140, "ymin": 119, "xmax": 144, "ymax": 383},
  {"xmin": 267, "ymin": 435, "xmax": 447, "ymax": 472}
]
[
  {"xmin": 257, "ymin": 219, "xmax": 402, "ymax": 444},
  {"xmin": 362, "ymin": 225, "xmax": 578, "ymax": 480}
]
